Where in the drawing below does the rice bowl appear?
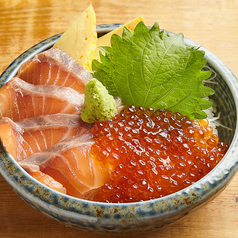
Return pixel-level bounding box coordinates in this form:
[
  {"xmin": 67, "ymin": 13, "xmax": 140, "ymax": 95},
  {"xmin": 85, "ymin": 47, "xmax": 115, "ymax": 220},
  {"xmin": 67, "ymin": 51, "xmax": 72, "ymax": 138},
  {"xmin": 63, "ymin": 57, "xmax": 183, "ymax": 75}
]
[{"xmin": 0, "ymin": 24, "xmax": 238, "ymax": 233}]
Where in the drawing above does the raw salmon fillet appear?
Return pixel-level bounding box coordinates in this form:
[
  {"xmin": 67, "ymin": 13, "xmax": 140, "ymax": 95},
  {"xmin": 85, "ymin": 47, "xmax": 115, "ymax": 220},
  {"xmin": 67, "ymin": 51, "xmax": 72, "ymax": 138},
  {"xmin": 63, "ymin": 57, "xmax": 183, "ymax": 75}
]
[
  {"xmin": 0, "ymin": 77, "xmax": 84, "ymax": 121},
  {"xmin": 0, "ymin": 114, "xmax": 91, "ymax": 162},
  {"xmin": 17, "ymin": 48, "xmax": 93, "ymax": 93},
  {"xmin": 1, "ymin": 47, "xmax": 108, "ymax": 197},
  {"xmin": 19, "ymin": 132, "xmax": 109, "ymax": 196},
  {"xmin": 29, "ymin": 170, "xmax": 67, "ymax": 194}
]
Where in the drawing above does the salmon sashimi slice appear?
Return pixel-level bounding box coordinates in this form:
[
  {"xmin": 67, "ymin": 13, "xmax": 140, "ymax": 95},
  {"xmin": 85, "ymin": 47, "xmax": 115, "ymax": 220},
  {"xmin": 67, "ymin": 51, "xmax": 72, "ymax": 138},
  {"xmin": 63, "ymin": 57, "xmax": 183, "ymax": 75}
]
[
  {"xmin": 0, "ymin": 77, "xmax": 84, "ymax": 121},
  {"xmin": 41, "ymin": 167, "xmax": 83, "ymax": 198},
  {"xmin": 0, "ymin": 117, "xmax": 19, "ymax": 161},
  {"xmin": 29, "ymin": 170, "xmax": 67, "ymax": 194},
  {"xmin": 19, "ymin": 132, "xmax": 109, "ymax": 196},
  {"xmin": 17, "ymin": 48, "xmax": 93, "ymax": 94},
  {"xmin": 0, "ymin": 114, "xmax": 91, "ymax": 162}
]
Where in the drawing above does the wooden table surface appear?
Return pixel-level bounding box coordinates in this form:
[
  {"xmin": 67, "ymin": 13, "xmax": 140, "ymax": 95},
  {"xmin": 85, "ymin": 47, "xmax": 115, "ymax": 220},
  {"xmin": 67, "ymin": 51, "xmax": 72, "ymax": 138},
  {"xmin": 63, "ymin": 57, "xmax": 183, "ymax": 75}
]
[{"xmin": 0, "ymin": 0, "xmax": 238, "ymax": 237}]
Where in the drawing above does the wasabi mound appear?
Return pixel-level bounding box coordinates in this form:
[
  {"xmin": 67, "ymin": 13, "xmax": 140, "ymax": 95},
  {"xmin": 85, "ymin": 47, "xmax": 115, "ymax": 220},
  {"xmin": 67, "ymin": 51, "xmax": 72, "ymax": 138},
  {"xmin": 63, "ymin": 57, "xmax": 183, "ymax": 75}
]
[{"xmin": 81, "ymin": 78, "xmax": 117, "ymax": 123}]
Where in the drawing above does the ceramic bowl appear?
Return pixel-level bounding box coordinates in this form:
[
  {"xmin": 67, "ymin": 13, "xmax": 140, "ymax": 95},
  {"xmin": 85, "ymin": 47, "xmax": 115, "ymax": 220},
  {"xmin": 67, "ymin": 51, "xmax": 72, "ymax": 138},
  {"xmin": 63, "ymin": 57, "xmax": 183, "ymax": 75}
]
[{"xmin": 0, "ymin": 24, "xmax": 238, "ymax": 234}]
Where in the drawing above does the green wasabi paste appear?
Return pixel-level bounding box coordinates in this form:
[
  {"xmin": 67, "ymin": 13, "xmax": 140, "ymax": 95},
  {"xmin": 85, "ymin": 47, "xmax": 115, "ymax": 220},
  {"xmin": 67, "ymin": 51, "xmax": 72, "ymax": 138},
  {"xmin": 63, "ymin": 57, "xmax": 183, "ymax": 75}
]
[{"xmin": 81, "ymin": 78, "xmax": 117, "ymax": 123}]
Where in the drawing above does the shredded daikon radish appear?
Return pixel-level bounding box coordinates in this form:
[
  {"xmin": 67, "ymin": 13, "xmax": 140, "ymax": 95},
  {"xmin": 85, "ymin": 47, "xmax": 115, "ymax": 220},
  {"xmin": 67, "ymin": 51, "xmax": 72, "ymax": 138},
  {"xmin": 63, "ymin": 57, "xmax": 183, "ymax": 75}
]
[{"xmin": 204, "ymin": 97, "xmax": 232, "ymax": 135}]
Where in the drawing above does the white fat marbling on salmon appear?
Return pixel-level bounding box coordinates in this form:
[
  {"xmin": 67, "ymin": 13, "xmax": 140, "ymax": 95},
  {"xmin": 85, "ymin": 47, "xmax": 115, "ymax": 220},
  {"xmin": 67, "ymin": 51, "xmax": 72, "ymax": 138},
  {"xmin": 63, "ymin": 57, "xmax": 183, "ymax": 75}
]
[
  {"xmin": 19, "ymin": 132, "xmax": 109, "ymax": 195},
  {"xmin": 17, "ymin": 48, "xmax": 93, "ymax": 93},
  {"xmin": 0, "ymin": 77, "xmax": 85, "ymax": 121},
  {"xmin": 0, "ymin": 114, "xmax": 91, "ymax": 162}
]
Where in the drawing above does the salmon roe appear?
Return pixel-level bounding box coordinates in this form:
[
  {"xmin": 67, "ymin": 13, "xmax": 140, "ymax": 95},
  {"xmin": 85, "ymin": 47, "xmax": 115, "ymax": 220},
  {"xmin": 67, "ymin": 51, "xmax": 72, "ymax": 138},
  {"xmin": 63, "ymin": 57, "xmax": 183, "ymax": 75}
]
[{"xmin": 90, "ymin": 106, "xmax": 228, "ymax": 203}]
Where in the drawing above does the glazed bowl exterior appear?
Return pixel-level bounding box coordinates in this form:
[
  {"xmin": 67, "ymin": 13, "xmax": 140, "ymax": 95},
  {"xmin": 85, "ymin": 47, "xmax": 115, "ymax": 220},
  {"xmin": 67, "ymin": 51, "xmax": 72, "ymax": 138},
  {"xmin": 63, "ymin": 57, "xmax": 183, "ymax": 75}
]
[{"xmin": 0, "ymin": 24, "xmax": 238, "ymax": 234}]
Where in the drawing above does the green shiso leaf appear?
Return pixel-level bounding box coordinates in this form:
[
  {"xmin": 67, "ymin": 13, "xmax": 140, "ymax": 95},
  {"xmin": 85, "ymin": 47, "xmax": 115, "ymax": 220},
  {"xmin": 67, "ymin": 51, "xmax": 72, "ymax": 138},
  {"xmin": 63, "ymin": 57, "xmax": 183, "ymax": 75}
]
[{"xmin": 92, "ymin": 21, "xmax": 214, "ymax": 119}]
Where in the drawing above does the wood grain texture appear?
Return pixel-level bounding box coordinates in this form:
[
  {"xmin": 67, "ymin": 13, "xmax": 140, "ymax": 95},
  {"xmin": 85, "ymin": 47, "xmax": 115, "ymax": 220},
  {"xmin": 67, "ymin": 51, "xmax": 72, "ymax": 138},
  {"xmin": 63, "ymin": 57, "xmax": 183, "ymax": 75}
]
[{"xmin": 0, "ymin": 0, "xmax": 238, "ymax": 237}]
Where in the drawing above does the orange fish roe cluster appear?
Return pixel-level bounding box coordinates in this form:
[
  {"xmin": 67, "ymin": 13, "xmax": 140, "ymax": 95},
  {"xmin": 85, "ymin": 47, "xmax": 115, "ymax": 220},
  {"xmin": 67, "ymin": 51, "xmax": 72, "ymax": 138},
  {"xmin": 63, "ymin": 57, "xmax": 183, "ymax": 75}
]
[{"xmin": 90, "ymin": 105, "xmax": 228, "ymax": 203}]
